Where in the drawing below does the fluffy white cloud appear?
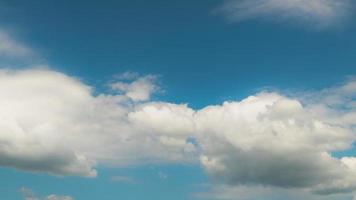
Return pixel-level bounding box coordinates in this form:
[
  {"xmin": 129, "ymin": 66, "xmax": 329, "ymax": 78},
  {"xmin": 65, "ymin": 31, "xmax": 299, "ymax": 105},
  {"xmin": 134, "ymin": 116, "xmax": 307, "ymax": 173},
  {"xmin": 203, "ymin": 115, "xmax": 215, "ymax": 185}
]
[
  {"xmin": 0, "ymin": 69, "xmax": 98, "ymax": 177},
  {"xmin": 0, "ymin": 69, "xmax": 196, "ymax": 176},
  {"xmin": 196, "ymin": 93, "xmax": 356, "ymax": 194},
  {"xmin": 217, "ymin": 0, "xmax": 352, "ymax": 28},
  {"xmin": 1, "ymin": 68, "xmax": 356, "ymax": 197}
]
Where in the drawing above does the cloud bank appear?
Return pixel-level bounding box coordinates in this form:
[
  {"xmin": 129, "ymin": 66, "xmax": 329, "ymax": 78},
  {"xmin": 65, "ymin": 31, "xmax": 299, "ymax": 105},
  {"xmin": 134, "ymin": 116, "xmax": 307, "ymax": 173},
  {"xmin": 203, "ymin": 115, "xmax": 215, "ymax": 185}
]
[
  {"xmin": 1, "ymin": 68, "xmax": 356, "ymax": 197},
  {"xmin": 217, "ymin": 0, "xmax": 353, "ymax": 28}
]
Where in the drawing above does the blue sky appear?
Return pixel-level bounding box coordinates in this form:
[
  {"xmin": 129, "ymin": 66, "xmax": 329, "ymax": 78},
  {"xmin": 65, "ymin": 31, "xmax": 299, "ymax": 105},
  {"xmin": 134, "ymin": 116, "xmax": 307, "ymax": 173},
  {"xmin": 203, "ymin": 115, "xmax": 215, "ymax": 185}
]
[
  {"xmin": 1, "ymin": 1, "xmax": 356, "ymax": 200},
  {"xmin": 2, "ymin": 0, "xmax": 356, "ymax": 107}
]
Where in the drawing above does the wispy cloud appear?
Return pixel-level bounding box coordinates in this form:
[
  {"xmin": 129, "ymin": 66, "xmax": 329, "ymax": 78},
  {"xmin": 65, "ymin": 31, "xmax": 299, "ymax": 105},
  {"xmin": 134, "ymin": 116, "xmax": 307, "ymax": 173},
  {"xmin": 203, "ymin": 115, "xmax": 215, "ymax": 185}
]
[
  {"xmin": 158, "ymin": 171, "xmax": 168, "ymax": 180},
  {"xmin": 110, "ymin": 176, "xmax": 137, "ymax": 184},
  {"xmin": 20, "ymin": 187, "xmax": 74, "ymax": 200},
  {"xmin": 0, "ymin": 30, "xmax": 32, "ymax": 57},
  {"xmin": 0, "ymin": 29, "xmax": 41, "ymax": 66},
  {"xmin": 217, "ymin": 0, "xmax": 353, "ymax": 29},
  {"xmin": 194, "ymin": 184, "xmax": 354, "ymax": 200}
]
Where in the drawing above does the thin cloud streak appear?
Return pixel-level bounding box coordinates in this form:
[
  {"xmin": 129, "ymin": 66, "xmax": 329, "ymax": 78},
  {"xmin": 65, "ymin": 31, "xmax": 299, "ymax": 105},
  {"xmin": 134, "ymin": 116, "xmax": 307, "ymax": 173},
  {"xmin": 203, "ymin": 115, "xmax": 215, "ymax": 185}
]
[{"xmin": 217, "ymin": 0, "xmax": 353, "ymax": 29}]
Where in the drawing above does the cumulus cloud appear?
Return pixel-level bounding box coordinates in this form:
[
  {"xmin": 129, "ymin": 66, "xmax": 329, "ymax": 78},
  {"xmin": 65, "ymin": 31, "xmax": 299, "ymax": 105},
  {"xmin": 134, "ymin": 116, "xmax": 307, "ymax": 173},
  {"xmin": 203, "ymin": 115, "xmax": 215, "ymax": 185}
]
[
  {"xmin": 0, "ymin": 69, "xmax": 195, "ymax": 177},
  {"xmin": 0, "ymin": 69, "xmax": 97, "ymax": 177},
  {"xmin": 217, "ymin": 0, "xmax": 353, "ymax": 28},
  {"xmin": 20, "ymin": 187, "xmax": 73, "ymax": 200},
  {"xmin": 196, "ymin": 93, "xmax": 356, "ymax": 194},
  {"xmin": 1, "ymin": 68, "xmax": 356, "ymax": 197}
]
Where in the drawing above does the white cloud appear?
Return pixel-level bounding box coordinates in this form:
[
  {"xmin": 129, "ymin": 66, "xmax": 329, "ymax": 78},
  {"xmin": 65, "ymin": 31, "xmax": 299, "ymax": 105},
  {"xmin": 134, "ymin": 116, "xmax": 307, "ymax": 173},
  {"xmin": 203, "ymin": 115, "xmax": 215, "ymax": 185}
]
[
  {"xmin": 0, "ymin": 69, "xmax": 97, "ymax": 177},
  {"xmin": 217, "ymin": 0, "xmax": 353, "ymax": 28},
  {"xmin": 196, "ymin": 93, "xmax": 356, "ymax": 195},
  {"xmin": 2, "ymin": 69, "xmax": 356, "ymax": 197},
  {"xmin": 0, "ymin": 69, "xmax": 195, "ymax": 177},
  {"xmin": 110, "ymin": 74, "xmax": 159, "ymax": 102},
  {"xmin": 20, "ymin": 187, "xmax": 74, "ymax": 200}
]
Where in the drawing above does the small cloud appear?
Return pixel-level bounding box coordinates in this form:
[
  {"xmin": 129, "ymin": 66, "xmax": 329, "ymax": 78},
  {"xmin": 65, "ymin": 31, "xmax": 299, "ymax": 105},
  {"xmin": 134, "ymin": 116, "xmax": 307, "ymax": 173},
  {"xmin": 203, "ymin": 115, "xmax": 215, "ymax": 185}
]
[
  {"xmin": 110, "ymin": 73, "xmax": 159, "ymax": 102},
  {"xmin": 0, "ymin": 30, "xmax": 32, "ymax": 57},
  {"xmin": 114, "ymin": 71, "xmax": 140, "ymax": 81},
  {"xmin": 0, "ymin": 29, "xmax": 42, "ymax": 67},
  {"xmin": 110, "ymin": 176, "xmax": 137, "ymax": 184},
  {"xmin": 45, "ymin": 195, "xmax": 73, "ymax": 200},
  {"xmin": 20, "ymin": 187, "xmax": 38, "ymax": 200},
  {"xmin": 20, "ymin": 187, "xmax": 74, "ymax": 200},
  {"xmin": 158, "ymin": 171, "xmax": 168, "ymax": 180}
]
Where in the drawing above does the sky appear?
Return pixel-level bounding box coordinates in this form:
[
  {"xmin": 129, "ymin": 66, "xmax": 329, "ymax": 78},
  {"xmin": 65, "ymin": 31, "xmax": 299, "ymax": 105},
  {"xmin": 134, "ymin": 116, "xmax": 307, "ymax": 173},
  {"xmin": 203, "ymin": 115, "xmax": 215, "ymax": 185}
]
[{"xmin": 1, "ymin": 0, "xmax": 356, "ymax": 200}]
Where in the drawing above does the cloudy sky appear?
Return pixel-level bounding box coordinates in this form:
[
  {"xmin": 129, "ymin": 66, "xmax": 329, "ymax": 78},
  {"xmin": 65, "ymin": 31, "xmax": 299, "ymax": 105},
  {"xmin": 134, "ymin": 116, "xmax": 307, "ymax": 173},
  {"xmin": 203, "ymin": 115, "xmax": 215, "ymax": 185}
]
[{"xmin": 1, "ymin": 0, "xmax": 356, "ymax": 199}]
